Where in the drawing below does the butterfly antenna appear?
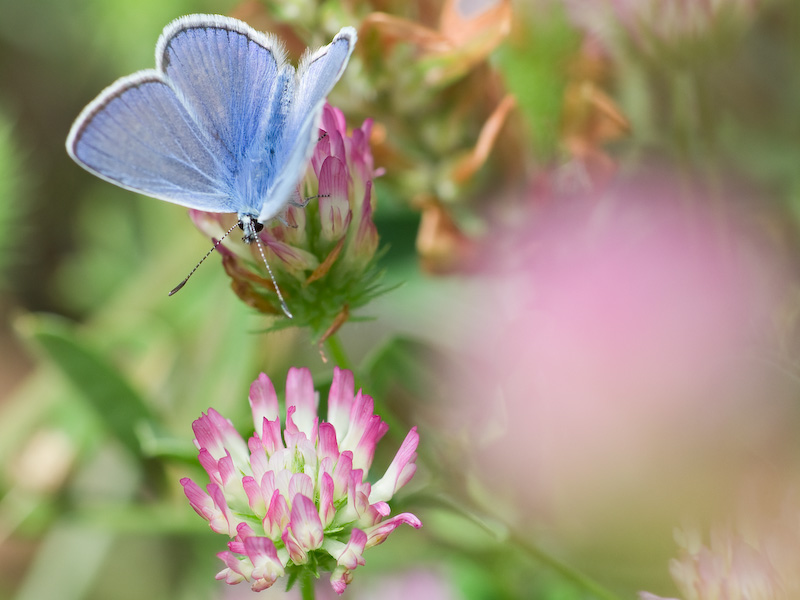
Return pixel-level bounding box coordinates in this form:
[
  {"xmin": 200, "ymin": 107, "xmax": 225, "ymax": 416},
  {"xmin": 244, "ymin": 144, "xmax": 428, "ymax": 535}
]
[
  {"xmin": 169, "ymin": 221, "xmax": 240, "ymax": 296},
  {"xmin": 253, "ymin": 236, "xmax": 293, "ymax": 319}
]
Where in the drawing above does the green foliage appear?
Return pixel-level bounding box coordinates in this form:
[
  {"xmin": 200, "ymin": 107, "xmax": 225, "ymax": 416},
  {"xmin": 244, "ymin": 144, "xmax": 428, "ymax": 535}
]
[
  {"xmin": 0, "ymin": 112, "xmax": 24, "ymax": 290},
  {"xmin": 23, "ymin": 314, "xmax": 156, "ymax": 461},
  {"xmin": 496, "ymin": 3, "xmax": 579, "ymax": 160}
]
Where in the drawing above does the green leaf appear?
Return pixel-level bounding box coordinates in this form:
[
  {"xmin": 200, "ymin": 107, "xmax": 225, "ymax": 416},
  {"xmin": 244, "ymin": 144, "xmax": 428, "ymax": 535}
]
[
  {"xmin": 495, "ymin": 3, "xmax": 579, "ymax": 160},
  {"xmin": 20, "ymin": 314, "xmax": 156, "ymax": 461}
]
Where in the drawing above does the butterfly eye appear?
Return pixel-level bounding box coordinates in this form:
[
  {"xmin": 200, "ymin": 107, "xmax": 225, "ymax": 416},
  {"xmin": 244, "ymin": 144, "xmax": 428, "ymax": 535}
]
[{"xmin": 236, "ymin": 220, "xmax": 264, "ymax": 232}]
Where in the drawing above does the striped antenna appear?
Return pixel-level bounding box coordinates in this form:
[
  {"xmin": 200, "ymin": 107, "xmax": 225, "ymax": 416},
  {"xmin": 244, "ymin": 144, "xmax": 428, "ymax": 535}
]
[
  {"xmin": 169, "ymin": 221, "xmax": 240, "ymax": 296},
  {"xmin": 253, "ymin": 235, "xmax": 293, "ymax": 319}
]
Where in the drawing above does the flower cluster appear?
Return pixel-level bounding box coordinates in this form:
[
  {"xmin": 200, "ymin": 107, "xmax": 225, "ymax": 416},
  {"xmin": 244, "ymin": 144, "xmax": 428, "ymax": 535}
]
[
  {"xmin": 191, "ymin": 104, "xmax": 384, "ymax": 341},
  {"xmin": 181, "ymin": 367, "xmax": 421, "ymax": 594}
]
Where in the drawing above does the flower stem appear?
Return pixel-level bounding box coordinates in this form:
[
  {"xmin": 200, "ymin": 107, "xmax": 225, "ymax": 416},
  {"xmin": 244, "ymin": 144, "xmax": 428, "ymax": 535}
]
[
  {"xmin": 434, "ymin": 493, "xmax": 623, "ymax": 600},
  {"xmin": 299, "ymin": 570, "xmax": 316, "ymax": 600},
  {"xmin": 511, "ymin": 533, "xmax": 623, "ymax": 600},
  {"xmin": 324, "ymin": 333, "xmax": 353, "ymax": 371}
]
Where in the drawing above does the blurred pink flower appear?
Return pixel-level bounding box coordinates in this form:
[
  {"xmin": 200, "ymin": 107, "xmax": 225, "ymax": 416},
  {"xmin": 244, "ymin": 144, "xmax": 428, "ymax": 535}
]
[
  {"xmin": 640, "ymin": 504, "xmax": 800, "ymax": 599},
  {"xmin": 452, "ymin": 174, "xmax": 794, "ymax": 555},
  {"xmin": 181, "ymin": 367, "xmax": 421, "ymax": 594}
]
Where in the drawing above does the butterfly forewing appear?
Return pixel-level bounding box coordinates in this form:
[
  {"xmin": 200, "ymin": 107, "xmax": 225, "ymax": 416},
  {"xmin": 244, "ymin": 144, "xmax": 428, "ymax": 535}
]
[
  {"xmin": 66, "ymin": 74, "xmax": 235, "ymax": 212},
  {"xmin": 158, "ymin": 15, "xmax": 287, "ymax": 175}
]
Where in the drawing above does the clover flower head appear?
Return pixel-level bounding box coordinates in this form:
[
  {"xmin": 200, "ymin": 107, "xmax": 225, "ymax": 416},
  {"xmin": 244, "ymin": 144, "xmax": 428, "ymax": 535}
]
[{"xmin": 181, "ymin": 367, "xmax": 421, "ymax": 594}]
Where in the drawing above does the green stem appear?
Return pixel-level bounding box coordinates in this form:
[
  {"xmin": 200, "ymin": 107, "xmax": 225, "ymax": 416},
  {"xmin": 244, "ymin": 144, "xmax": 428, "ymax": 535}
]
[
  {"xmin": 510, "ymin": 533, "xmax": 623, "ymax": 600},
  {"xmin": 299, "ymin": 569, "xmax": 316, "ymax": 600},
  {"xmin": 433, "ymin": 494, "xmax": 623, "ymax": 600},
  {"xmin": 323, "ymin": 332, "xmax": 409, "ymax": 440},
  {"xmin": 324, "ymin": 333, "xmax": 353, "ymax": 371}
]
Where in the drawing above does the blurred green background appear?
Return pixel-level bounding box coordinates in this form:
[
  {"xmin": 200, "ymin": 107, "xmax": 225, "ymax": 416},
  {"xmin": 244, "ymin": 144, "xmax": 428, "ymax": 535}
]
[{"xmin": 1, "ymin": 0, "xmax": 800, "ymax": 599}]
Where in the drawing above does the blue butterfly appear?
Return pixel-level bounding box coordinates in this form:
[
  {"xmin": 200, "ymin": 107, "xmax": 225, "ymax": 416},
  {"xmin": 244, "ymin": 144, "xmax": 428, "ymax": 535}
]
[{"xmin": 66, "ymin": 14, "xmax": 358, "ymax": 317}]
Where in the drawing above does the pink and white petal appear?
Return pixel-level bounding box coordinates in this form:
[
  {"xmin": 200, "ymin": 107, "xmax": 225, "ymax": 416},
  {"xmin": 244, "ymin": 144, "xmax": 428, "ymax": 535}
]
[
  {"xmin": 261, "ymin": 417, "xmax": 284, "ymax": 455},
  {"xmin": 326, "ymin": 115, "xmax": 347, "ymax": 164},
  {"xmin": 273, "ymin": 467, "xmax": 292, "ymax": 499},
  {"xmin": 283, "ymin": 406, "xmax": 305, "ymax": 448},
  {"xmin": 249, "ymin": 373, "xmax": 280, "ymax": 429},
  {"xmin": 338, "ymin": 469, "xmax": 370, "ymax": 523},
  {"xmin": 216, "ymin": 551, "xmax": 251, "ymax": 584},
  {"xmin": 327, "ymin": 368, "xmax": 356, "ymax": 440},
  {"xmin": 181, "ymin": 478, "xmax": 225, "ymax": 528},
  {"xmin": 217, "ymin": 451, "xmax": 239, "ymax": 488},
  {"xmin": 242, "ymin": 476, "xmax": 265, "ymax": 516},
  {"xmin": 248, "ymin": 437, "xmax": 270, "ymax": 482},
  {"xmin": 282, "ymin": 528, "xmax": 308, "ymax": 565},
  {"xmin": 336, "ymin": 528, "xmax": 367, "ymax": 570},
  {"xmin": 352, "ymin": 183, "xmax": 379, "ymax": 263},
  {"xmin": 342, "ymin": 391, "xmax": 375, "ymax": 443},
  {"xmin": 288, "ymin": 472, "xmax": 315, "ymax": 502},
  {"xmin": 318, "ymin": 156, "xmax": 352, "ymax": 242},
  {"xmin": 363, "ymin": 513, "xmax": 423, "ymax": 548},
  {"xmin": 285, "ymin": 368, "xmax": 319, "ymax": 439},
  {"xmin": 332, "ymin": 451, "xmax": 353, "ymax": 500},
  {"xmin": 322, "ymin": 103, "xmax": 347, "ymax": 139},
  {"xmin": 251, "ymin": 577, "xmax": 278, "ymax": 592},
  {"xmin": 243, "ymin": 535, "xmax": 285, "ymax": 590},
  {"xmin": 189, "ymin": 209, "xmax": 225, "ymax": 234},
  {"xmin": 311, "ymin": 130, "xmax": 331, "ymax": 176},
  {"xmin": 356, "ymin": 501, "xmax": 387, "ymax": 529},
  {"xmin": 369, "ymin": 427, "xmax": 419, "ymax": 503},
  {"xmin": 265, "ymin": 489, "xmax": 290, "ymax": 539},
  {"xmin": 197, "ymin": 449, "xmax": 222, "ymax": 485},
  {"xmin": 351, "ymin": 414, "xmax": 389, "ymax": 473},
  {"xmin": 318, "ymin": 423, "xmax": 340, "ymax": 463},
  {"xmin": 235, "ymin": 521, "xmax": 257, "ymax": 541},
  {"xmin": 339, "ymin": 393, "xmax": 388, "ymax": 471},
  {"xmin": 267, "ymin": 448, "xmax": 292, "ymax": 477},
  {"xmin": 290, "ymin": 493, "xmax": 325, "ymax": 551},
  {"xmin": 209, "ymin": 483, "xmax": 238, "ymax": 536},
  {"xmin": 296, "ymin": 437, "xmax": 320, "ymax": 473},
  {"xmin": 229, "ymin": 522, "xmax": 256, "ymax": 554},
  {"xmin": 192, "ymin": 409, "xmax": 249, "ymax": 466},
  {"xmin": 320, "ymin": 456, "xmax": 335, "ymax": 482},
  {"xmin": 260, "ymin": 233, "xmax": 319, "ymax": 272},
  {"xmin": 330, "ymin": 565, "xmax": 353, "ymax": 595},
  {"xmin": 318, "ymin": 472, "xmax": 336, "ymax": 527},
  {"xmin": 259, "ymin": 471, "xmax": 277, "ymax": 506}
]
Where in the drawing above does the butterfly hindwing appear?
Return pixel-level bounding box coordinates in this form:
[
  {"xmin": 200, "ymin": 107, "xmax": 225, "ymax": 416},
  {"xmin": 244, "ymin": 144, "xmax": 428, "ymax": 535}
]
[
  {"xmin": 258, "ymin": 27, "xmax": 358, "ymax": 223},
  {"xmin": 293, "ymin": 28, "xmax": 357, "ymax": 120},
  {"xmin": 66, "ymin": 73, "xmax": 235, "ymax": 212}
]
